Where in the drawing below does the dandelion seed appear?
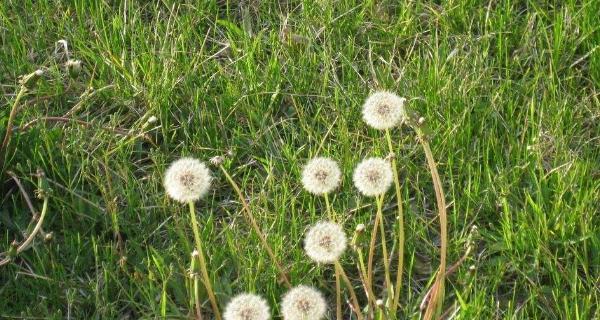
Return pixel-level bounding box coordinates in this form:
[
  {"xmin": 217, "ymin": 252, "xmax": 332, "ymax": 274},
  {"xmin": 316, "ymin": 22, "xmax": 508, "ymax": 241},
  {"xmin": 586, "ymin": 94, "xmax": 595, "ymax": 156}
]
[
  {"xmin": 353, "ymin": 157, "xmax": 393, "ymax": 197},
  {"xmin": 304, "ymin": 221, "xmax": 347, "ymax": 264},
  {"xmin": 355, "ymin": 223, "xmax": 366, "ymax": 233},
  {"xmin": 301, "ymin": 157, "xmax": 341, "ymax": 195},
  {"xmin": 224, "ymin": 293, "xmax": 271, "ymax": 320},
  {"xmin": 147, "ymin": 116, "xmax": 158, "ymax": 124},
  {"xmin": 210, "ymin": 155, "xmax": 225, "ymax": 166},
  {"xmin": 164, "ymin": 157, "xmax": 212, "ymax": 203},
  {"xmin": 281, "ymin": 285, "xmax": 327, "ymax": 320},
  {"xmin": 66, "ymin": 59, "xmax": 82, "ymax": 77},
  {"xmin": 362, "ymin": 91, "xmax": 406, "ymax": 130}
]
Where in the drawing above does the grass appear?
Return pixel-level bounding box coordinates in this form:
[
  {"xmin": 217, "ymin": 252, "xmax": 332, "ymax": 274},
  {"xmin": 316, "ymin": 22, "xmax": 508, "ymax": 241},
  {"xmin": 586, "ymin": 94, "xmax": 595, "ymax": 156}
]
[{"xmin": 1, "ymin": 0, "xmax": 599, "ymax": 318}]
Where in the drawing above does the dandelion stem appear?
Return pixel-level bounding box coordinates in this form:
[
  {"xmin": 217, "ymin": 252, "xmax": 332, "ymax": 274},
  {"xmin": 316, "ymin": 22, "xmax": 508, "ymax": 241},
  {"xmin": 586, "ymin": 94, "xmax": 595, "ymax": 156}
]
[
  {"xmin": 335, "ymin": 264, "xmax": 342, "ymax": 320},
  {"xmin": 385, "ymin": 129, "xmax": 405, "ymax": 314},
  {"xmin": 17, "ymin": 196, "xmax": 48, "ymax": 253},
  {"xmin": 0, "ymin": 85, "xmax": 27, "ymax": 171},
  {"xmin": 193, "ymin": 276, "xmax": 203, "ymax": 320},
  {"xmin": 0, "ymin": 170, "xmax": 50, "ymax": 267},
  {"xmin": 189, "ymin": 256, "xmax": 203, "ymax": 320},
  {"xmin": 218, "ymin": 165, "xmax": 292, "ymax": 288},
  {"xmin": 324, "ymin": 193, "xmax": 334, "ymax": 221},
  {"xmin": 376, "ymin": 195, "xmax": 393, "ymax": 306},
  {"xmin": 366, "ymin": 202, "xmax": 380, "ymax": 311},
  {"xmin": 417, "ymin": 131, "xmax": 447, "ymax": 320},
  {"xmin": 335, "ymin": 261, "xmax": 364, "ymax": 320},
  {"xmin": 188, "ymin": 201, "xmax": 221, "ymax": 320},
  {"xmin": 356, "ymin": 247, "xmax": 375, "ymax": 319}
]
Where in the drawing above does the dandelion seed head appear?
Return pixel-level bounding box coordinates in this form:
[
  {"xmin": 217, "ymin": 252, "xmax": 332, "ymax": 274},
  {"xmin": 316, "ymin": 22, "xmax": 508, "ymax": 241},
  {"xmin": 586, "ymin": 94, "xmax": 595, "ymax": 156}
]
[
  {"xmin": 281, "ymin": 285, "xmax": 327, "ymax": 320},
  {"xmin": 304, "ymin": 221, "xmax": 347, "ymax": 264},
  {"xmin": 353, "ymin": 157, "xmax": 393, "ymax": 197},
  {"xmin": 224, "ymin": 293, "xmax": 271, "ymax": 320},
  {"xmin": 362, "ymin": 91, "xmax": 406, "ymax": 130},
  {"xmin": 164, "ymin": 157, "xmax": 212, "ymax": 203},
  {"xmin": 301, "ymin": 157, "xmax": 341, "ymax": 195}
]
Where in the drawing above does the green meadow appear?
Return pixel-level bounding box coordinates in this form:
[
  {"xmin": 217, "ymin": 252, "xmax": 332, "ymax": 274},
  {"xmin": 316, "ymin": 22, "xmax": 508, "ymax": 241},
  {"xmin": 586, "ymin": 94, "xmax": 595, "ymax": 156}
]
[{"xmin": 1, "ymin": 0, "xmax": 598, "ymax": 319}]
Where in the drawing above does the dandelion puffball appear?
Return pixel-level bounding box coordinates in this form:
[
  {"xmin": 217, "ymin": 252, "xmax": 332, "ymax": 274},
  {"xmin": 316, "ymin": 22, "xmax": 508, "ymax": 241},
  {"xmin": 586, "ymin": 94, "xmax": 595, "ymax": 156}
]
[
  {"xmin": 281, "ymin": 285, "xmax": 327, "ymax": 320},
  {"xmin": 301, "ymin": 157, "xmax": 341, "ymax": 195},
  {"xmin": 304, "ymin": 221, "xmax": 347, "ymax": 264},
  {"xmin": 224, "ymin": 293, "xmax": 271, "ymax": 320},
  {"xmin": 353, "ymin": 157, "xmax": 393, "ymax": 197},
  {"xmin": 362, "ymin": 91, "xmax": 406, "ymax": 130},
  {"xmin": 164, "ymin": 157, "xmax": 212, "ymax": 203}
]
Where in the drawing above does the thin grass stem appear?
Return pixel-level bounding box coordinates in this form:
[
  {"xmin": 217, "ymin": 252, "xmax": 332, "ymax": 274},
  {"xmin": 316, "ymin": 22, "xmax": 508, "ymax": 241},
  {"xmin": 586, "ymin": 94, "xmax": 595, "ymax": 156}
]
[{"xmin": 218, "ymin": 165, "xmax": 292, "ymax": 288}]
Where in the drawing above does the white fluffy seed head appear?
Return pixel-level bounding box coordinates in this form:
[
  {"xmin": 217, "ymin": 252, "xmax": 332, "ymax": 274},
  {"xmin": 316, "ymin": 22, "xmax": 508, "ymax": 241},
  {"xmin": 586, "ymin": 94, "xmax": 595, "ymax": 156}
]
[
  {"xmin": 224, "ymin": 293, "xmax": 271, "ymax": 320},
  {"xmin": 164, "ymin": 157, "xmax": 212, "ymax": 203},
  {"xmin": 353, "ymin": 157, "xmax": 393, "ymax": 197},
  {"xmin": 281, "ymin": 285, "xmax": 327, "ymax": 320},
  {"xmin": 304, "ymin": 221, "xmax": 347, "ymax": 264},
  {"xmin": 147, "ymin": 115, "xmax": 158, "ymax": 124},
  {"xmin": 362, "ymin": 91, "xmax": 406, "ymax": 130},
  {"xmin": 301, "ymin": 157, "xmax": 341, "ymax": 195}
]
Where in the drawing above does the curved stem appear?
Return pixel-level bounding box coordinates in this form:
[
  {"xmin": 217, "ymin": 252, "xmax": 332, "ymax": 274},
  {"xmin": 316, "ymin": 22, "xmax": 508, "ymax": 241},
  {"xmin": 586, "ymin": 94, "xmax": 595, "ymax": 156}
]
[
  {"xmin": 385, "ymin": 129, "xmax": 405, "ymax": 314},
  {"xmin": 0, "ymin": 178, "xmax": 49, "ymax": 267},
  {"xmin": 219, "ymin": 165, "xmax": 292, "ymax": 288},
  {"xmin": 336, "ymin": 261, "xmax": 364, "ymax": 320},
  {"xmin": 16, "ymin": 196, "xmax": 48, "ymax": 253},
  {"xmin": 0, "ymin": 86, "xmax": 27, "ymax": 170},
  {"xmin": 418, "ymin": 131, "xmax": 447, "ymax": 320},
  {"xmin": 189, "ymin": 202, "xmax": 221, "ymax": 320}
]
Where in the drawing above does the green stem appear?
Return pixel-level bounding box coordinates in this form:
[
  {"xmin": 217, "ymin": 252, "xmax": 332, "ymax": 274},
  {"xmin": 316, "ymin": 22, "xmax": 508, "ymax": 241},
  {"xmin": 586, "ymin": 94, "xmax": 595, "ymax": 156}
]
[
  {"xmin": 418, "ymin": 130, "xmax": 447, "ymax": 320},
  {"xmin": 357, "ymin": 247, "xmax": 375, "ymax": 319},
  {"xmin": 0, "ymin": 85, "xmax": 27, "ymax": 170},
  {"xmin": 366, "ymin": 202, "xmax": 380, "ymax": 310},
  {"xmin": 17, "ymin": 196, "xmax": 48, "ymax": 253},
  {"xmin": 0, "ymin": 172, "xmax": 49, "ymax": 267},
  {"xmin": 376, "ymin": 195, "xmax": 393, "ymax": 306},
  {"xmin": 188, "ymin": 202, "xmax": 221, "ymax": 320},
  {"xmin": 335, "ymin": 264, "xmax": 342, "ymax": 320},
  {"xmin": 324, "ymin": 193, "xmax": 334, "ymax": 221},
  {"xmin": 189, "ymin": 254, "xmax": 203, "ymax": 320},
  {"xmin": 385, "ymin": 129, "xmax": 405, "ymax": 314},
  {"xmin": 336, "ymin": 261, "xmax": 364, "ymax": 320}
]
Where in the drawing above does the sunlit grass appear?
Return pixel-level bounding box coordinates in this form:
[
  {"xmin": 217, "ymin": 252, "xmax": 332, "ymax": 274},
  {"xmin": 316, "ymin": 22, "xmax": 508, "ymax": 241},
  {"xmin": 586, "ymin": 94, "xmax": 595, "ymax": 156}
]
[{"xmin": 1, "ymin": 0, "xmax": 598, "ymax": 318}]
